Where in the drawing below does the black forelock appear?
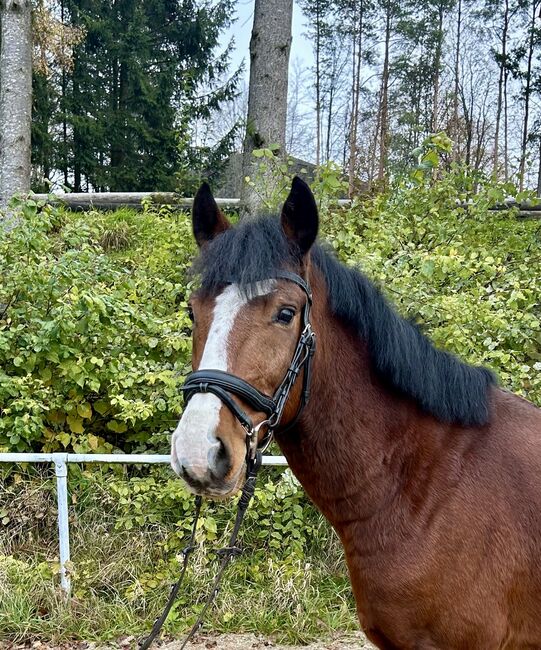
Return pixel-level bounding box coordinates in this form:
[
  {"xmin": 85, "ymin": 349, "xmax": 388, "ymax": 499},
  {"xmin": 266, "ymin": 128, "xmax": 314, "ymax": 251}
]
[
  {"xmin": 191, "ymin": 215, "xmax": 495, "ymax": 427},
  {"xmin": 192, "ymin": 215, "xmax": 300, "ymax": 294}
]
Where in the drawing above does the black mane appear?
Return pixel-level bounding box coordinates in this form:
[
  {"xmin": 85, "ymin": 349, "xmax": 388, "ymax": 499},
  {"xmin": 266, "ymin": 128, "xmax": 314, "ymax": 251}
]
[{"xmin": 193, "ymin": 216, "xmax": 495, "ymax": 427}]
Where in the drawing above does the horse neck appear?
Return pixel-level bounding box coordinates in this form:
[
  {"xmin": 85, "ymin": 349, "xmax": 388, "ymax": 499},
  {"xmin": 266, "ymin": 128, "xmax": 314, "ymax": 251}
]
[{"xmin": 276, "ymin": 270, "xmax": 450, "ymax": 543}]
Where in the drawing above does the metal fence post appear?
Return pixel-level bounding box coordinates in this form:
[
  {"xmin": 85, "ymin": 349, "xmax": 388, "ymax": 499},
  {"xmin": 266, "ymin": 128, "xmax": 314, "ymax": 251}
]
[{"xmin": 53, "ymin": 453, "xmax": 71, "ymax": 597}]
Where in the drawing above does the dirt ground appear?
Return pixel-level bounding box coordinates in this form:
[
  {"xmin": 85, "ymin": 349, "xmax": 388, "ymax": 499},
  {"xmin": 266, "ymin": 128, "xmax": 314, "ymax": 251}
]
[
  {"xmin": 160, "ymin": 633, "xmax": 377, "ymax": 649},
  {"xmin": 0, "ymin": 633, "xmax": 378, "ymax": 650}
]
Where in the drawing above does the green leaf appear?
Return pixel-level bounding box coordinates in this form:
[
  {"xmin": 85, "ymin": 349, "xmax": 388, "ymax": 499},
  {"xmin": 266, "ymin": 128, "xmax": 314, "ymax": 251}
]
[
  {"xmin": 94, "ymin": 400, "xmax": 109, "ymax": 415},
  {"xmin": 87, "ymin": 434, "xmax": 100, "ymax": 450},
  {"xmin": 77, "ymin": 402, "xmax": 92, "ymax": 419},
  {"xmin": 40, "ymin": 367, "xmax": 52, "ymax": 381},
  {"xmin": 58, "ymin": 433, "xmax": 72, "ymax": 447},
  {"xmin": 107, "ymin": 420, "xmax": 128, "ymax": 433},
  {"xmin": 67, "ymin": 415, "xmax": 84, "ymax": 434}
]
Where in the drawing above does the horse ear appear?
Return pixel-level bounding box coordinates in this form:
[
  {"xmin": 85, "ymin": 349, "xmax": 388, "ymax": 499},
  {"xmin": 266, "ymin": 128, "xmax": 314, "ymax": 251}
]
[
  {"xmin": 192, "ymin": 182, "xmax": 230, "ymax": 247},
  {"xmin": 280, "ymin": 176, "xmax": 319, "ymax": 257}
]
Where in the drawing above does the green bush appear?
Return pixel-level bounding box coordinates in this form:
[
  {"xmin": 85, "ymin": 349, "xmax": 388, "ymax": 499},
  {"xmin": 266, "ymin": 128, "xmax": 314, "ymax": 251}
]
[
  {"xmin": 322, "ymin": 164, "xmax": 540, "ymax": 406},
  {"xmin": 0, "ymin": 465, "xmax": 352, "ymax": 643},
  {"xmin": 1, "ymin": 160, "xmax": 538, "ymax": 453},
  {"xmin": 0, "ymin": 201, "xmax": 195, "ymax": 453}
]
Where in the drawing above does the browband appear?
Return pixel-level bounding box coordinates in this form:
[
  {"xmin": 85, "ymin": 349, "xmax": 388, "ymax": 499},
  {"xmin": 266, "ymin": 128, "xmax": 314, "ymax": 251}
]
[{"xmin": 274, "ymin": 270, "xmax": 312, "ymax": 304}]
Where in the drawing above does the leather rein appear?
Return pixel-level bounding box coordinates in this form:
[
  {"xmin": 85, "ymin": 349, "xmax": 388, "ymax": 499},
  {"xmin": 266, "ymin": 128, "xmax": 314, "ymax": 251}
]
[{"xmin": 139, "ymin": 270, "xmax": 316, "ymax": 650}]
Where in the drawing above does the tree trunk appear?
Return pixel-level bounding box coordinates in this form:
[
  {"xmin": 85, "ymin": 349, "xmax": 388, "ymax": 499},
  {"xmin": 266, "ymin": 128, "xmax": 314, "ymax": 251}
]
[
  {"xmin": 518, "ymin": 0, "xmax": 539, "ymax": 191},
  {"xmin": 377, "ymin": 2, "xmax": 391, "ymax": 183},
  {"xmin": 73, "ymin": 51, "xmax": 82, "ymax": 192},
  {"xmin": 315, "ymin": 0, "xmax": 321, "ymax": 167},
  {"xmin": 493, "ymin": 0, "xmax": 509, "ymax": 179},
  {"xmin": 240, "ymin": 0, "xmax": 293, "ymax": 217},
  {"xmin": 503, "ymin": 62, "xmax": 509, "ymax": 181},
  {"xmin": 325, "ymin": 81, "xmax": 334, "ymax": 162},
  {"xmin": 0, "ymin": 0, "xmax": 32, "ymax": 213},
  {"xmin": 452, "ymin": 0, "xmax": 462, "ymax": 161},
  {"xmin": 431, "ymin": 2, "xmax": 444, "ymax": 133},
  {"xmin": 460, "ymin": 80, "xmax": 473, "ymax": 167},
  {"xmin": 348, "ymin": 0, "xmax": 364, "ymax": 197},
  {"xmin": 537, "ymin": 137, "xmax": 541, "ymax": 197}
]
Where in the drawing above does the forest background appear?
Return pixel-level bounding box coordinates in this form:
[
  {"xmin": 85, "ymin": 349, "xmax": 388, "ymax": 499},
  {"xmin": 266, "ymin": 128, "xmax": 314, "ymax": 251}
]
[{"xmin": 2, "ymin": 0, "xmax": 539, "ymax": 195}]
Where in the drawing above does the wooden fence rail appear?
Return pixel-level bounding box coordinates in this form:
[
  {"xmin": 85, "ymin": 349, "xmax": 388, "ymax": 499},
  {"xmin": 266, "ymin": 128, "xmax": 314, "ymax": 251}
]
[{"xmin": 31, "ymin": 192, "xmax": 541, "ymax": 218}]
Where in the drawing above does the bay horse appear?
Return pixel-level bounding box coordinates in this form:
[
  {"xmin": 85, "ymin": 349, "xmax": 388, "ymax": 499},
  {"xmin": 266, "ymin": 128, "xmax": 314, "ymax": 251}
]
[{"xmin": 171, "ymin": 177, "xmax": 541, "ymax": 649}]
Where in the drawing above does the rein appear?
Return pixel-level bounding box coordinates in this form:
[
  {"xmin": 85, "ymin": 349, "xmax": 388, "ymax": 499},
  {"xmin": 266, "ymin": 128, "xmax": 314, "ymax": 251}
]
[{"xmin": 139, "ymin": 271, "xmax": 316, "ymax": 649}]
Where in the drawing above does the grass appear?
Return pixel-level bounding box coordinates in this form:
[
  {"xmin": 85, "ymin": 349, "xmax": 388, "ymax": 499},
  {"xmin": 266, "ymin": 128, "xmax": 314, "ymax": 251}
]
[{"xmin": 0, "ymin": 465, "xmax": 357, "ymax": 644}]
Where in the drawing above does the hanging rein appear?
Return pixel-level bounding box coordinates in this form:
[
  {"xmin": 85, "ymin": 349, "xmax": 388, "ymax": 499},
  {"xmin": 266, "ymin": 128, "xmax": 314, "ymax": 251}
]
[{"xmin": 139, "ymin": 271, "xmax": 316, "ymax": 650}]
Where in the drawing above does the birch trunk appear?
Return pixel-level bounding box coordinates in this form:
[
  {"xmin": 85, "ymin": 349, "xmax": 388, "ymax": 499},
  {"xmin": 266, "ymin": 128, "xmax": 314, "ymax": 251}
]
[
  {"xmin": 0, "ymin": 0, "xmax": 32, "ymax": 215},
  {"xmin": 240, "ymin": 0, "xmax": 293, "ymax": 217}
]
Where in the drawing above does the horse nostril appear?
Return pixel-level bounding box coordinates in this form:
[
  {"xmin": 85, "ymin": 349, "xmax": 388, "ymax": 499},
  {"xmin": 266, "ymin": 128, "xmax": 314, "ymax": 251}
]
[
  {"xmin": 180, "ymin": 464, "xmax": 208, "ymax": 490},
  {"xmin": 211, "ymin": 437, "xmax": 232, "ymax": 482}
]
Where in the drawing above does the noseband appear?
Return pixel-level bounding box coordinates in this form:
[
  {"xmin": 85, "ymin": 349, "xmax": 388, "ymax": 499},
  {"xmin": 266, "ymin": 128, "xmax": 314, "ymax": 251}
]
[{"xmin": 181, "ymin": 270, "xmax": 316, "ymax": 462}]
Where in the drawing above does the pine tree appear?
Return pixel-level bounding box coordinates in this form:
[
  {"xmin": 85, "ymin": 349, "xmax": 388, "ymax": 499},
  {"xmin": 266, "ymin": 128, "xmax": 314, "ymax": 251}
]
[{"xmin": 33, "ymin": 0, "xmax": 237, "ymax": 192}]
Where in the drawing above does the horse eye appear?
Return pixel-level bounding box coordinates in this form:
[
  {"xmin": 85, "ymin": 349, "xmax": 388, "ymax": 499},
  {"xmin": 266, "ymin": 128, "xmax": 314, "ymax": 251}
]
[{"xmin": 276, "ymin": 307, "xmax": 295, "ymax": 325}]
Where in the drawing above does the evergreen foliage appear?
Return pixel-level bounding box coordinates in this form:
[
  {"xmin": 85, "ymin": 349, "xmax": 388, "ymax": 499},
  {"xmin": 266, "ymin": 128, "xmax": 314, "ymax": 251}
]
[{"xmin": 30, "ymin": 0, "xmax": 238, "ymax": 192}]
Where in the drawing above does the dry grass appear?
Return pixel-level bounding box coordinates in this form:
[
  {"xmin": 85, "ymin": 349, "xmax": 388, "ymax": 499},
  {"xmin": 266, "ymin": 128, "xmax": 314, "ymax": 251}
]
[{"xmin": 0, "ymin": 470, "xmax": 356, "ymax": 645}]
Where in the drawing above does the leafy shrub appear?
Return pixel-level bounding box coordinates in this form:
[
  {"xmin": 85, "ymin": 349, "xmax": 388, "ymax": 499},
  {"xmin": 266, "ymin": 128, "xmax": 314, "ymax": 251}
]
[
  {"xmin": 322, "ymin": 157, "xmax": 541, "ymax": 406},
  {"xmin": 0, "ymin": 200, "xmax": 195, "ymax": 453},
  {"xmin": 0, "ymin": 465, "xmax": 352, "ymax": 643},
  {"xmin": 1, "ymin": 159, "xmax": 539, "ymax": 451}
]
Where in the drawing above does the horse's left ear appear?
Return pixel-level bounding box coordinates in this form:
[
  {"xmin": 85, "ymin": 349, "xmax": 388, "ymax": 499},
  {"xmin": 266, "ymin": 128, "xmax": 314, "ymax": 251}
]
[
  {"xmin": 281, "ymin": 176, "xmax": 319, "ymax": 257},
  {"xmin": 192, "ymin": 182, "xmax": 230, "ymax": 248}
]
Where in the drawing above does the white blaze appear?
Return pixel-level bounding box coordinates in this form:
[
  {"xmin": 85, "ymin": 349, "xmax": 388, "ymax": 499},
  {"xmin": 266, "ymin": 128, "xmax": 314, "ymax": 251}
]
[{"xmin": 171, "ymin": 281, "xmax": 275, "ymax": 480}]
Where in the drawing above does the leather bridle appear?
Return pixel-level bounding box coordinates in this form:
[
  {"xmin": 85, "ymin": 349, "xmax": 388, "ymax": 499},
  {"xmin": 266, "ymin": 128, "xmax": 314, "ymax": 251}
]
[
  {"xmin": 181, "ymin": 270, "xmax": 316, "ymax": 463},
  {"xmin": 139, "ymin": 270, "xmax": 316, "ymax": 650}
]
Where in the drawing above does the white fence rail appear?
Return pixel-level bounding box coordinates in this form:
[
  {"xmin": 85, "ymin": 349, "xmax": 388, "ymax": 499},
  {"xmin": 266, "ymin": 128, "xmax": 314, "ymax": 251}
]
[{"xmin": 0, "ymin": 452, "xmax": 288, "ymax": 596}]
